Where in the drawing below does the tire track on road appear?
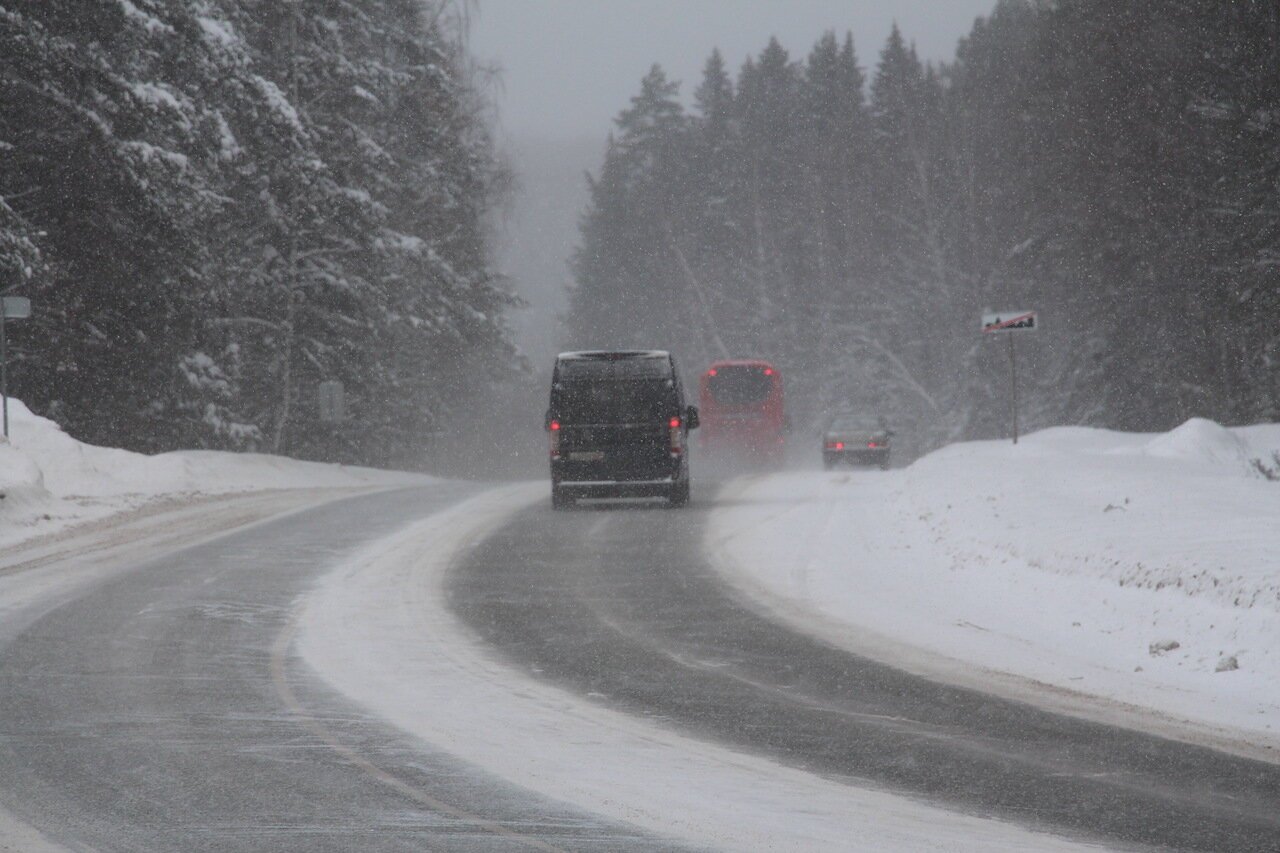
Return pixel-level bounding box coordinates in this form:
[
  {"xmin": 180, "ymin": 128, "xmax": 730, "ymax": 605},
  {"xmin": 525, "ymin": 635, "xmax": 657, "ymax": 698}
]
[{"xmin": 448, "ymin": 496, "xmax": 1280, "ymax": 852}]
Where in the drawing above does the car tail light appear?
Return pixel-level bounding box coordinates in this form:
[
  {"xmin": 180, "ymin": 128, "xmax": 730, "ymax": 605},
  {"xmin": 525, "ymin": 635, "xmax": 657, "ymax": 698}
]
[
  {"xmin": 707, "ymin": 368, "xmax": 717, "ymax": 376},
  {"xmin": 867, "ymin": 441, "xmax": 878, "ymax": 448},
  {"xmin": 669, "ymin": 417, "xmax": 683, "ymax": 456},
  {"xmin": 825, "ymin": 441, "xmax": 844, "ymax": 450},
  {"xmin": 549, "ymin": 420, "xmax": 561, "ymax": 459},
  {"xmin": 764, "ymin": 368, "xmax": 774, "ymax": 376}
]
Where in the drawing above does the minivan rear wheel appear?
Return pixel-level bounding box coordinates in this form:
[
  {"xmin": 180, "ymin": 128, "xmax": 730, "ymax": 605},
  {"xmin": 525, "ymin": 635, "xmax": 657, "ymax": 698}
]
[{"xmin": 669, "ymin": 478, "xmax": 690, "ymax": 507}]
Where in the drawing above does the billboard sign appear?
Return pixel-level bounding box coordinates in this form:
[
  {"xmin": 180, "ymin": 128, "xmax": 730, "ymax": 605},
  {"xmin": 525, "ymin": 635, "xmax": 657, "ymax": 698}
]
[{"xmin": 982, "ymin": 310, "xmax": 1037, "ymax": 333}]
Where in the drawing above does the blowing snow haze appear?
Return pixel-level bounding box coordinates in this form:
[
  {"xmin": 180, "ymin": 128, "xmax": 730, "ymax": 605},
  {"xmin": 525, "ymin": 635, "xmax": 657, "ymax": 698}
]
[
  {"xmin": 477, "ymin": 0, "xmax": 1280, "ymax": 455},
  {"xmin": 472, "ymin": 0, "xmax": 994, "ymax": 366},
  {"xmin": 2, "ymin": 3, "xmax": 1280, "ymax": 852}
]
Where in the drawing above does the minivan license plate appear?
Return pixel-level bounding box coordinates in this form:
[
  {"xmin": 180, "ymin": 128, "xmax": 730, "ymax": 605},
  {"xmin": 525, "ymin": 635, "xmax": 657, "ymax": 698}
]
[{"xmin": 569, "ymin": 451, "xmax": 604, "ymax": 462}]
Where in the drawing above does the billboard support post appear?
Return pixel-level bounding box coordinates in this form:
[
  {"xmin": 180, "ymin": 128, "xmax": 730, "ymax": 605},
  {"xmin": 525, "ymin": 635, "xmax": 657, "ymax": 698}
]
[{"xmin": 1007, "ymin": 333, "xmax": 1018, "ymax": 445}]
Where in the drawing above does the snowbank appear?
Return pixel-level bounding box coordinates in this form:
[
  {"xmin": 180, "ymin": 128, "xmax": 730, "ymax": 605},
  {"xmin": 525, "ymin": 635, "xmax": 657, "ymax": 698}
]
[
  {"xmin": 708, "ymin": 419, "xmax": 1280, "ymax": 752},
  {"xmin": 0, "ymin": 399, "xmax": 426, "ymax": 551},
  {"xmin": 1138, "ymin": 416, "xmax": 1255, "ymax": 470}
]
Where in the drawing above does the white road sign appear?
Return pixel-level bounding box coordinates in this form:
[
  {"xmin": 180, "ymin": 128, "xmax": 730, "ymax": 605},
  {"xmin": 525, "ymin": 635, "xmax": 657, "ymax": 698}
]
[
  {"xmin": 2, "ymin": 297, "xmax": 31, "ymax": 319},
  {"xmin": 982, "ymin": 310, "xmax": 1037, "ymax": 333}
]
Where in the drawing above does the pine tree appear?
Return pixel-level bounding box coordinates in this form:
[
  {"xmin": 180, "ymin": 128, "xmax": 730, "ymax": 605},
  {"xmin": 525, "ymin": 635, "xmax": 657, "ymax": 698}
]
[
  {"xmin": 0, "ymin": 0, "xmax": 516, "ymax": 463},
  {"xmin": 569, "ymin": 136, "xmax": 641, "ymax": 348},
  {"xmin": 1, "ymin": 0, "xmax": 236, "ymax": 449},
  {"xmin": 570, "ymin": 65, "xmax": 704, "ymax": 360},
  {"xmin": 736, "ymin": 38, "xmax": 807, "ymax": 363},
  {"xmin": 684, "ymin": 49, "xmax": 745, "ymax": 358},
  {"xmin": 861, "ymin": 26, "xmax": 959, "ymax": 441},
  {"xmin": 569, "ymin": 10, "xmax": 1280, "ymax": 445}
]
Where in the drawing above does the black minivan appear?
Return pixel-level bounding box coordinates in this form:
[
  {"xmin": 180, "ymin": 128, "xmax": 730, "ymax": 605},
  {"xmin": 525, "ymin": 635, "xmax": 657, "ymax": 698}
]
[{"xmin": 545, "ymin": 350, "xmax": 699, "ymax": 508}]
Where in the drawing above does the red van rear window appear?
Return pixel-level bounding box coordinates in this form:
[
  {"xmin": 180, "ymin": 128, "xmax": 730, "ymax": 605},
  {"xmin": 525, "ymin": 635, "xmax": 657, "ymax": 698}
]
[{"xmin": 706, "ymin": 366, "xmax": 773, "ymax": 405}]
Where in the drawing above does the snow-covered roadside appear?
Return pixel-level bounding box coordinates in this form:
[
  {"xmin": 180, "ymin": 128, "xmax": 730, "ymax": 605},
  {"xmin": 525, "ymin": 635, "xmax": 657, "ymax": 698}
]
[
  {"xmin": 0, "ymin": 400, "xmax": 431, "ymax": 853},
  {"xmin": 707, "ymin": 419, "xmax": 1280, "ymax": 756},
  {"xmin": 0, "ymin": 398, "xmax": 427, "ymax": 552},
  {"xmin": 297, "ymin": 484, "xmax": 1097, "ymax": 853}
]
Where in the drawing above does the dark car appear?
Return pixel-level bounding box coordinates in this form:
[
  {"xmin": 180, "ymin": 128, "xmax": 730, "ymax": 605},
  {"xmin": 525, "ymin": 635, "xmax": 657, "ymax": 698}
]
[
  {"xmin": 822, "ymin": 414, "xmax": 892, "ymax": 470},
  {"xmin": 545, "ymin": 350, "xmax": 699, "ymax": 508}
]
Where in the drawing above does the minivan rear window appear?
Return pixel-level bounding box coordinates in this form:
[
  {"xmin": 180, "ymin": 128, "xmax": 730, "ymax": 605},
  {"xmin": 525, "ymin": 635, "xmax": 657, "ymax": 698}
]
[
  {"xmin": 554, "ymin": 380, "xmax": 674, "ymax": 424},
  {"xmin": 557, "ymin": 356, "xmax": 671, "ymax": 382}
]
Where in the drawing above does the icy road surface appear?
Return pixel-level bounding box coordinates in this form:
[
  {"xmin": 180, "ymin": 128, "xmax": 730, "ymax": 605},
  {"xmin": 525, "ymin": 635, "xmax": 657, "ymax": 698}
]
[
  {"xmin": 0, "ymin": 486, "xmax": 683, "ymax": 852},
  {"xmin": 1, "ymin": 480, "xmax": 1277, "ymax": 851}
]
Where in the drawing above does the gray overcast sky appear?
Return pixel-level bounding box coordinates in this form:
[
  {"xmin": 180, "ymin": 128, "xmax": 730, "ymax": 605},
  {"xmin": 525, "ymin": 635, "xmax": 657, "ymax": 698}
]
[{"xmin": 470, "ymin": 0, "xmax": 997, "ymax": 141}]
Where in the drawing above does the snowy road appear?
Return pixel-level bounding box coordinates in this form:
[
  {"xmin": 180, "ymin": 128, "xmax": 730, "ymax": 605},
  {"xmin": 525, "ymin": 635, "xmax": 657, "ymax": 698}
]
[
  {"xmin": 0, "ymin": 486, "xmax": 684, "ymax": 852},
  {"xmin": 446, "ymin": 487, "xmax": 1280, "ymax": 852},
  {"xmin": 0, "ymin": 482, "xmax": 1277, "ymax": 851}
]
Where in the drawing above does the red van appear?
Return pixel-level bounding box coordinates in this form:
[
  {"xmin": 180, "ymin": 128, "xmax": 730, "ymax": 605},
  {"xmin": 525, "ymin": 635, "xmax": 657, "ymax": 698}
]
[{"xmin": 698, "ymin": 360, "xmax": 785, "ymax": 467}]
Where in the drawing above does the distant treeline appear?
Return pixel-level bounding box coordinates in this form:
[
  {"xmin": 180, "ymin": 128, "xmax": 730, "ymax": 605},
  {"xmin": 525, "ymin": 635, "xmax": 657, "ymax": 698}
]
[
  {"xmin": 567, "ymin": 0, "xmax": 1280, "ymax": 445},
  {"xmin": 0, "ymin": 0, "xmax": 516, "ymax": 465}
]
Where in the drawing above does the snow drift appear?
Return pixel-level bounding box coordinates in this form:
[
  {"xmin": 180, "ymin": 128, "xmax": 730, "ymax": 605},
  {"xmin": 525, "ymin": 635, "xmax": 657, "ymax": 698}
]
[
  {"xmin": 0, "ymin": 398, "xmax": 425, "ymax": 551},
  {"xmin": 708, "ymin": 419, "xmax": 1280, "ymax": 752}
]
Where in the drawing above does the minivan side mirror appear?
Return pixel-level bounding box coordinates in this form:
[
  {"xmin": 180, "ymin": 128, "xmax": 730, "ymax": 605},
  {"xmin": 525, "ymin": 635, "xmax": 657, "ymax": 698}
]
[{"xmin": 686, "ymin": 405, "xmax": 700, "ymax": 430}]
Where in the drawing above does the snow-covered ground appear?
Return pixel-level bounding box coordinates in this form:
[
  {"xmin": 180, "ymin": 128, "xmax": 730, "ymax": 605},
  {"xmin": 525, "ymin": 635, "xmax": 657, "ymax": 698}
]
[
  {"xmin": 707, "ymin": 419, "xmax": 1280, "ymax": 755},
  {"xmin": 7, "ymin": 394, "xmax": 1276, "ymax": 847},
  {"xmin": 0, "ymin": 398, "xmax": 427, "ymax": 552}
]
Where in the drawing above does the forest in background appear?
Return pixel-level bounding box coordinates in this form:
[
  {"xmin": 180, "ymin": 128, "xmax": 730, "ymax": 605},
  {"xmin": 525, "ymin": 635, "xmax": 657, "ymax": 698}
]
[
  {"xmin": 0, "ymin": 0, "xmax": 516, "ymax": 466},
  {"xmin": 567, "ymin": 0, "xmax": 1280, "ymax": 450}
]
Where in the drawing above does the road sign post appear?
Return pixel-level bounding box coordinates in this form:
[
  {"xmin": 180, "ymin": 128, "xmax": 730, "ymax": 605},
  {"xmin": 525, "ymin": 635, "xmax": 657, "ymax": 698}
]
[
  {"xmin": 1, "ymin": 296, "xmax": 32, "ymax": 440},
  {"xmin": 981, "ymin": 310, "xmax": 1037, "ymax": 445}
]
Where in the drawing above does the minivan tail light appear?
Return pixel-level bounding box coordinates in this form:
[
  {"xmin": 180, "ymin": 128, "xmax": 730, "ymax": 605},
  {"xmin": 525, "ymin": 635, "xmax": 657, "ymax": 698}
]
[
  {"xmin": 549, "ymin": 420, "xmax": 561, "ymax": 458},
  {"xmin": 669, "ymin": 417, "xmax": 683, "ymax": 456}
]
